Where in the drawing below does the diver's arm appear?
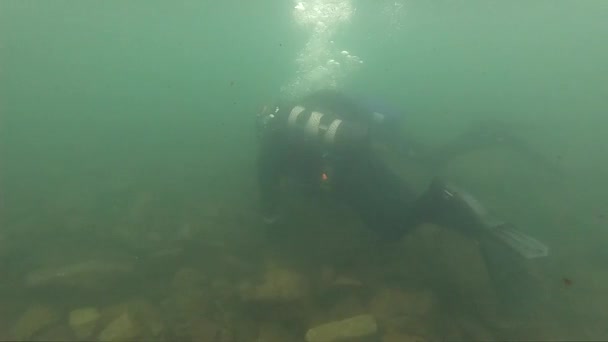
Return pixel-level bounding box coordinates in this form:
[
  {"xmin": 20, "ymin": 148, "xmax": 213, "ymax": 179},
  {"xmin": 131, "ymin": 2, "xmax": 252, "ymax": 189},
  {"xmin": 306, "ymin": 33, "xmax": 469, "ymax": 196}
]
[{"xmin": 419, "ymin": 119, "xmax": 560, "ymax": 173}]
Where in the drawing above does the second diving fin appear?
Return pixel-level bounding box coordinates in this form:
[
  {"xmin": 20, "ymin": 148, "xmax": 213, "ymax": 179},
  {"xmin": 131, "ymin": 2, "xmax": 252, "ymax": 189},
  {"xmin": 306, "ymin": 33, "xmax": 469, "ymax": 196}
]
[
  {"xmin": 431, "ymin": 178, "xmax": 550, "ymax": 259},
  {"xmin": 485, "ymin": 223, "xmax": 549, "ymax": 259}
]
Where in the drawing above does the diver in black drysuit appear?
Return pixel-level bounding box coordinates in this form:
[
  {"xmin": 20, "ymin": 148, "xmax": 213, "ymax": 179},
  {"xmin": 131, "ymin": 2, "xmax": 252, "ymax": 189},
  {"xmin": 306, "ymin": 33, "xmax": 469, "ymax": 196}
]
[
  {"xmin": 258, "ymin": 90, "xmax": 469, "ymax": 238},
  {"xmin": 255, "ymin": 89, "xmax": 549, "ymax": 258},
  {"xmin": 256, "ymin": 90, "xmax": 551, "ymax": 335},
  {"xmin": 257, "ymin": 90, "xmax": 419, "ymax": 238}
]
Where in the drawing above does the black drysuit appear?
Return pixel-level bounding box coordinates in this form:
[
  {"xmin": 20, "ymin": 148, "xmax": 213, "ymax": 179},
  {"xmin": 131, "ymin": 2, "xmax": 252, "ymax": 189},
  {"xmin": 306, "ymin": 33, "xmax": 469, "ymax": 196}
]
[{"xmin": 257, "ymin": 90, "xmax": 425, "ymax": 238}]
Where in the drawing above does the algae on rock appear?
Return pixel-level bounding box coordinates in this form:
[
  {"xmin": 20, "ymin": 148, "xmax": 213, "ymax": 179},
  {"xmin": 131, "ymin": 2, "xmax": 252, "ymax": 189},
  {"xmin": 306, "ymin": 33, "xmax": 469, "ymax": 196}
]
[
  {"xmin": 305, "ymin": 314, "xmax": 378, "ymax": 342},
  {"xmin": 13, "ymin": 305, "xmax": 60, "ymax": 340},
  {"xmin": 25, "ymin": 259, "xmax": 135, "ymax": 291},
  {"xmin": 98, "ymin": 299, "xmax": 166, "ymax": 341},
  {"xmin": 69, "ymin": 307, "xmax": 101, "ymax": 339},
  {"xmin": 98, "ymin": 312, "xmax": 140, "ymax": 342},
  {"xmin": 239, "ymin": 263, "xmax": 309, "ymax": 302},
  {"xmin": 369, "ymin": 287, "xmax": 438, "ymax": 337}
]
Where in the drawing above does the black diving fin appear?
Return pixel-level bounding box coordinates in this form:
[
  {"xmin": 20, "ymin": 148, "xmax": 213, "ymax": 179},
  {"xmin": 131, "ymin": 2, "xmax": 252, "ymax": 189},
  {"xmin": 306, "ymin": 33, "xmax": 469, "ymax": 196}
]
[{"xmin": 429, "ymin": 178, "xmax": 550, "ymax": 259}]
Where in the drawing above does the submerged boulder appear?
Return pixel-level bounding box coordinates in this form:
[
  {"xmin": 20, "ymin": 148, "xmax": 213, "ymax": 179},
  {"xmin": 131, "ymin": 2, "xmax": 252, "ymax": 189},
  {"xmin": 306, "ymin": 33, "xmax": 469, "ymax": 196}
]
[
  {"xmin": 369, "ymin": 288, "xmax": 438, "ymax": 337},
  {"xmin": 68, "ymin": 307, "xmax": 101, "ymax": 339},
  {"xmin": 382, "ymin": 332, "xmax": 427, "ymax": 342},
  {"xmin": 305, "ymin": 314, "xmax": 378, "ymax": 342},
  {"xmin": 98, "ymin": 312, "xmax": 140, "ymax": 342},
  {"xmin": 239, "ymin": 263, "xmax": 309, "ymax": 302},
  {"xmin": 13, "ymin": 305, "xmax": 60, "ymax": 340},
  {"xmin": 25, "ymin": 259, "xmax": 135, "ymax": 291},
  {"xmin": 99, "ymin": 299, "xmax": 165, "ymax": 341}
]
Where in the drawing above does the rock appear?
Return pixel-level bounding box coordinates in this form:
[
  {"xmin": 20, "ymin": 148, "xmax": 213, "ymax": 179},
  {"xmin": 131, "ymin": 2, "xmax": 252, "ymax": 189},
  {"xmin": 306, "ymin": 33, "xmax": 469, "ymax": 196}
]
[
  {"xmin": 69, "ymin": 307, "xmax": 100, "ymax": 339},
  {"xmin": 319, "ymin": 266, "xmax": 363, "ymax": 289},
  {"xmin": 99, "ymin": 299, "xmax": 165, "ymax": 340},
  {"xmin": 239, "ymin": 264, "xmax": 308, "ymax": 302},
  {"xmin": 13, "ymin": 305, "xmax": 59, "ymax": 340},
  {"xmin": 25, "ymin": 259, "xmax": 135, "ymax": 291},
  {"xmin": 305, "ymin": 314, "xmax": 378, "ymax": 342},
  {"xmin": 98, "ymin": 312, "xmax": 140, "ymax": 342},
  {"xmin": 383, "ymin": 332, "xmax": 426, "ymax": 342},
  {"xmin": 99, "ymin": 303, "xmax": 130, "ymax": 327},
  {"xmin": 414, "ymin": 223, "xmax": 501, "ymax": 322},
  {"xmin": 369, "ymin": 288, "xmax": 437, "ymax": 335}
]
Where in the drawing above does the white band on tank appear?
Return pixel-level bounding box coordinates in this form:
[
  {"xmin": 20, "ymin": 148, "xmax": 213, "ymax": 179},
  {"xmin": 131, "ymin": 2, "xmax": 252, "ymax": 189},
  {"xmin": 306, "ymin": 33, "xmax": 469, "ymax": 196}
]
[
  {"xmin": 324, "ymin": 119, "xmax": 343, "ymax": 145},
  {"xmin": 305, "ymin": 111, "xmax": 324, "ymax": 137},
  {"xmin": 288, "ymin": 105, "xmax": 306, "ymax": 127}
]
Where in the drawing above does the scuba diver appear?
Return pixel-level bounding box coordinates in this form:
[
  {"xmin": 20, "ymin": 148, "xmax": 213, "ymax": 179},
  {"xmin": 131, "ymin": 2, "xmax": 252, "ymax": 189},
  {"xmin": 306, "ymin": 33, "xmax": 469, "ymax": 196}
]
[{"xmin": 255, "ymin": 89, "xmax": 549, "ymax": 260}]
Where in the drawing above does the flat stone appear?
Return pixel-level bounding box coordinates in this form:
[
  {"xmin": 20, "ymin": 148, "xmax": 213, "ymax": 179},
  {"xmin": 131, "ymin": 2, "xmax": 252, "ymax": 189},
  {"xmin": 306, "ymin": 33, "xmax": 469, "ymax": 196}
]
[
  {"xmin": 383, "ymin": 333, "xmax": 426, "ymax": 342},
  {"xmin": 13, "ymin": 305, "xmax": 59, "ymax": 340},
  {"xmin": 305, "ymin": 314, "xmax": 378, "ymax": 342},
  {"xmin": 98, "ymin": 312, "xmax": 140, "ymax": 342},
  {"xmin": 239, "ymin": 264, "xmax": 308, "ymax": 302},
  {"xmin": 99, "ymin": 299, "xmax": 165, "ymax": 340},
  {"xmin": 25, "ymin": 259, "xmax": 134, "ymax": 291},
  {"xmin": 69, "ymin": 307, "xmax": 100, "ymax": 339}
]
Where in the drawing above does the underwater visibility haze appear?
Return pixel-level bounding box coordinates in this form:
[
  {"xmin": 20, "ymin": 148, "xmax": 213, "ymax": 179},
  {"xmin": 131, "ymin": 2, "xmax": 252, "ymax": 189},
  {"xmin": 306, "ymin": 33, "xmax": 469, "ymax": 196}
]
[{"xmin": 1, "ymin": 0, "xmax": 608, "ymax": 341}]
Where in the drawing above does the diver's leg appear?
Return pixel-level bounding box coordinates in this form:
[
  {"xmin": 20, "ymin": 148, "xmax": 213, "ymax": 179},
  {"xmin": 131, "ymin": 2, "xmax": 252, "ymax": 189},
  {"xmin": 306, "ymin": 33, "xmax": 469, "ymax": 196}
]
[
  {"xmin": 432, "ymin": 120, "xmax": 523, "ymax": 167},
  {"xmin": 414, "ymin": 177, "xmax": 549, "ymax": 259},
  {"xmin": 333, "ymin": 156, "xmax": 421, "ymax": 240},
  {"xmin": 422, "ymin": 120, "xmax": 558, "ymax": 172},
  {"xmin": 414, "ymin": 177, "xmax": 550, "ymax": 332}
]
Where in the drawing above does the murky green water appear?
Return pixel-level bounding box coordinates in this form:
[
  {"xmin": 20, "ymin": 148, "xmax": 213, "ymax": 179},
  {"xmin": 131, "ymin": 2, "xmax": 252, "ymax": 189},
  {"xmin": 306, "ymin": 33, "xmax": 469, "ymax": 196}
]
[{"xmin": 1, "ymin": 1, "xmax": 607, "ymax": 341}]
